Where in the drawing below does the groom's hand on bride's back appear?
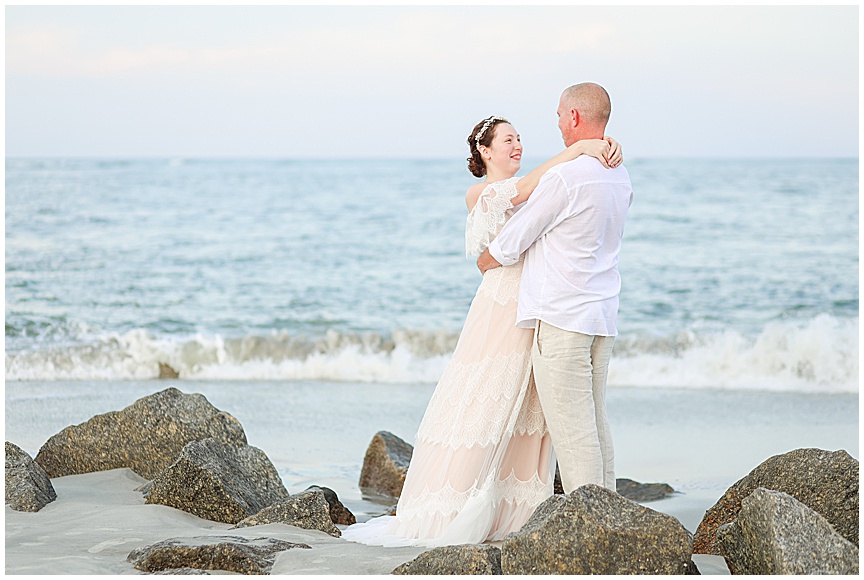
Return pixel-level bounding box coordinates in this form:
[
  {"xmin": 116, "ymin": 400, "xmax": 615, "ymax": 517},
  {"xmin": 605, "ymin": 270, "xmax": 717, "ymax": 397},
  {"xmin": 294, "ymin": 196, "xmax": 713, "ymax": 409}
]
[{"xmin": 477, "ymin": 248, "xmax": 502, "ymax": 274}]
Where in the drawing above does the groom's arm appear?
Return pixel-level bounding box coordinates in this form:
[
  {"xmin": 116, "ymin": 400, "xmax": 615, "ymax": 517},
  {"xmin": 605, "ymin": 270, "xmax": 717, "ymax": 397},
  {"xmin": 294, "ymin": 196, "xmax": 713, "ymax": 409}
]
[{"xmin": 478, "ymin": 172, "xmax": 570, "ymax": 273}]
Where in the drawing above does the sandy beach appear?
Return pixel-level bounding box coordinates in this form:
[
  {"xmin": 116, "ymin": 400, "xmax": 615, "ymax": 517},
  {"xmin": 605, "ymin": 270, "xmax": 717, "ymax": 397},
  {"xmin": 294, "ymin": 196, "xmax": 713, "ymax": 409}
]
[
  {"xmin": 5, "ymin": 468, "xmax": 429, "ymax": 575},
  {"xmin": 5, "ymin": 380, "xmax": 857, "ymax": 574}
]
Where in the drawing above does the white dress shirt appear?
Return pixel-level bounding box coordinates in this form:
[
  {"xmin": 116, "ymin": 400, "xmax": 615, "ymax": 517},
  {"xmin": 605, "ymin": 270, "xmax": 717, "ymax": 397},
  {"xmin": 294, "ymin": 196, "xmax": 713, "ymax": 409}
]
[{"xmin": 487, "ymin": 156, "xmax": 633, "ymax": 336}]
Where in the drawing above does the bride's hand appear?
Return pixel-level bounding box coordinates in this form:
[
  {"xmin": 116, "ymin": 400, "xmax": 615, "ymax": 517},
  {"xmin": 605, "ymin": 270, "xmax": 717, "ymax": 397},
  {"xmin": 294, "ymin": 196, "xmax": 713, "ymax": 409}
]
[
  {"xmin": 570, "ymin": 139, "xmax": 611, "ymax": 168},
  {"xmin": 605, "ymin": 136, "xmax": 623, "ymax": 168}
]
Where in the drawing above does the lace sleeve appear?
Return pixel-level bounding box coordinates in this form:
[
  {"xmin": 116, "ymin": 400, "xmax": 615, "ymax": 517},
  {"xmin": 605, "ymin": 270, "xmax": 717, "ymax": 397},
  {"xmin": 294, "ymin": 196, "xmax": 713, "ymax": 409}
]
[{"xmin": 465, "ymin": 176, "xmax": 521, "ymax": 258}]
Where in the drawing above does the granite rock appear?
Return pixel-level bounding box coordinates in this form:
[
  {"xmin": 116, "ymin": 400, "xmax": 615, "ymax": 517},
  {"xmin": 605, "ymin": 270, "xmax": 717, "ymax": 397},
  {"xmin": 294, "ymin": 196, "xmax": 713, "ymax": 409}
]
[
  {"xmin": 5, "ymin": 442, "xmax": 57, "ymax": 512},
  {"xmin": 127, "ymin": 535, "xmax": 310, "ymax": 574},
  {"xmin": 305, "ymin": 485, "xmax": 356, "ymax": 525},
  {"xmin": 553, "ymin": 465, "xmax": 674, "ymax": 502},
  {"xmin": 717, "ymin": 488, "xmax": 859, "ymax": 575},
  {"xmin": 34, "ymin": 387, "xmax": 247, "ymax": 479},
  {"xmin": 694, "ymin": 448, "xmax": 858, "ymax": 554},
  {"xmin": 234, "ymin": 489, "xmax": 341, "ymax": 537},
  {"xmin": 359, "ymin": 431, "xmax": 413, "ymax": 498},
  {"xmin": 393, "ymin": 544, "xmax": 502, "ymax": 575},
  {"xmin": 144, "ymin": 438, "xmax": 290, "ymax": 524},
  {"xmin": 501, "ymin": 484, "xmax": 695, "ymax": 575}
]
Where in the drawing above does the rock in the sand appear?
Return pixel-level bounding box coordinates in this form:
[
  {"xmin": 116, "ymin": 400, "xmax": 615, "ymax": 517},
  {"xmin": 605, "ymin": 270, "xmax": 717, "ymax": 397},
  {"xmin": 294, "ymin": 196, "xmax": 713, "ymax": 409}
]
[
  {"xmin": 234, "ymin": 488, "xmax": 341, "ymax": 537},
  {"xmin": 694, "ymin": 448, "xmax": 858, "ymax": 554},
  {"xmin": 359, "ymin": 431, "xmax": 413, "ymax": 498},
  {"xmin": 617, "ymin": 478, "xmax": 676, "ymax": 502},
  {"xmin": 305, "ymin": 485, "xmax": 356, "ymax": 525},
  {"xmin": 145, "ymin": 438, "xmax": 290, "ymax": 524},
  {"xmin": 717, "ymin": 488, "xmax": 859, "ymax": 575},
  {"xmin": 553, "ymin": 464, "xmax": 675, "ymax": 502},
  {"xmin": 501, "ymin": 484, "xmax": 696, "ymax": 575},
  {"xmin": 127, "ymin": 535, "xmax": 311, "ymax": 574},
  {"xmin": 5, "ymin": 442, "xmax": 57, "ymax": 512},
  {"xmin": 393, "ymin": 544, "xmax": 502, "ymax": 575},
  {"xmin": 35, "ymin": 387, "xmax": 247, "ymax": 479}
]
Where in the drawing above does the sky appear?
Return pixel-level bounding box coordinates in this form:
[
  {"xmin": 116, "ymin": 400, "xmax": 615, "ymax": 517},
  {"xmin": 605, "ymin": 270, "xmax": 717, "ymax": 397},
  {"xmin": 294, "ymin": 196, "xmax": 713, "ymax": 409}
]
[{"xmin": 5, "ymin": 5, "xmax": 859, "ymax": 159}]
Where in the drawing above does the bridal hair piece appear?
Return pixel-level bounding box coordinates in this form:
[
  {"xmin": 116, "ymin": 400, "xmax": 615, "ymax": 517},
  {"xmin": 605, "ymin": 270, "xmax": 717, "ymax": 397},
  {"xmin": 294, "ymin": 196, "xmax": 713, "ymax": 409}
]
[
  {"xmin": 467, "ymin": 115, "xmax": 510, "ymax": 178},
  {"xmin": 474, "ymin": 116, "xmax": 508, "ymax": 146}
]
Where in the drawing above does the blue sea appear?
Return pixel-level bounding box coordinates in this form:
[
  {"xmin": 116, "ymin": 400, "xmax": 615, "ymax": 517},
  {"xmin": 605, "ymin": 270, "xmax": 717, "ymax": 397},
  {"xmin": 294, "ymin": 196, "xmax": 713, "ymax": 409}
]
[{"xmin": 5, "ymin": 157, "xmax": 859, "ymax": 393}]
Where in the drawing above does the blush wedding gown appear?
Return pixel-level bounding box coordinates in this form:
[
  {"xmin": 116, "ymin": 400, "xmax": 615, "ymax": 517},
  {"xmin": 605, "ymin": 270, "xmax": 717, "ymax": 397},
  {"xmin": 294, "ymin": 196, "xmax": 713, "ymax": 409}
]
[{"xmin": 341, "ymin": 176, "xmax": 555, "ymax": 547}]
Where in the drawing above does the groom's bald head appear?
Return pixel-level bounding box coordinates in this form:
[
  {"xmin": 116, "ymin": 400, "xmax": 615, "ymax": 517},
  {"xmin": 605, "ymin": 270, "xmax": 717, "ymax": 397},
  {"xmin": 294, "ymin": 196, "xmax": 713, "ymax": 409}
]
[
  {"xmin": 562, "ymin": 83, "xmax": 611, "ymax": 126},
  {"xmin": 557, "ymin": 83, "xmax": 611, "ymax": 145}
]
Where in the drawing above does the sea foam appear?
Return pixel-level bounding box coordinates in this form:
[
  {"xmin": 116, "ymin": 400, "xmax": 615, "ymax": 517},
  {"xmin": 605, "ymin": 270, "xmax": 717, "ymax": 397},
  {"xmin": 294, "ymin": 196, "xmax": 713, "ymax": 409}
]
[{"xmin": 5, "ymin": 315, "xmax": 857, "ymax": 394}]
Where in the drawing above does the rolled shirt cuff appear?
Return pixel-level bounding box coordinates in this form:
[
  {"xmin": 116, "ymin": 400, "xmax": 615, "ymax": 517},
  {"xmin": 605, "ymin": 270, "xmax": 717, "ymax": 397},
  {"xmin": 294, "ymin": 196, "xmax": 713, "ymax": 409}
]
[{"xmin": 488, "ymin": 240, "xmax": 518, "ymax": 267}]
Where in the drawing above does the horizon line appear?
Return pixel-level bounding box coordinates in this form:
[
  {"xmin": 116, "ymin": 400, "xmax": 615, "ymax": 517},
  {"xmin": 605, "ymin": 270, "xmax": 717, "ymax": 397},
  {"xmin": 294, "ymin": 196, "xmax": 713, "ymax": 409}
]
[{"xmin": 6, "ymin": 155, "xmax": 860, "ymax": 161}]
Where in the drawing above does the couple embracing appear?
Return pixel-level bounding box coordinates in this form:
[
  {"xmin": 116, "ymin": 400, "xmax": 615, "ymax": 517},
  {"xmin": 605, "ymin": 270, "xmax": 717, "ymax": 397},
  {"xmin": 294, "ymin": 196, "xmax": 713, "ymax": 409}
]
[{"xmin": 343, "ymin": 82, "xmax": 633, "ymax": 547}]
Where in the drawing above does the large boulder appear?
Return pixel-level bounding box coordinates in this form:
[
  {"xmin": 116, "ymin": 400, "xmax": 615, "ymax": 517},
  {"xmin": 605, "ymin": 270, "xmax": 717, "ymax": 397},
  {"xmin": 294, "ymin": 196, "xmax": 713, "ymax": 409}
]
[
  {"xmin": 5, "ymin": 442, "xmax": 57, "ymax": 512},
  {"xmin": 694, "ymin": 448, "xmax": 858, "ymax": 554},
  {"xmin": 501, "ymin": 484, "xmax": 696, "ymax": 575},
  {"xmin": 358, "ymin": 431, "xmax": 413, "ymax": 498},
  {"xmin": 233, "ymin": 488, "xmax": 341, "ymax": 537},
  {"xmin": 34, "ymin": 388, "xmax": 247, "ymax": 479},
  {"xmin": 127, "ymin": 535, "xmax": 310, "ymax": 574},
  {"xmin": 393, "ymin": 544, "xmax": 502, "ymax": 575},
  {"xmin": 305, "ymin": 485, "xmax": 356, "ymax": 525},
  {"xmin": 144, "ymin": 438, "xmax": 290, "ymax": 524},
  {"xmin": 717, "ymin": 488, "xmax": 859, "ymax": 575}
]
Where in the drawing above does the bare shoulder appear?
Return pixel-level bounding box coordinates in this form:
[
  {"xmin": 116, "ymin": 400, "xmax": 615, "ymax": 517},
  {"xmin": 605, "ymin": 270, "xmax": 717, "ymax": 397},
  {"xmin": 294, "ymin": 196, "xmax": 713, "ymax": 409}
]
[{"xmin": 465, "ymin": 182, "xmax": 487, "ymax": 211}]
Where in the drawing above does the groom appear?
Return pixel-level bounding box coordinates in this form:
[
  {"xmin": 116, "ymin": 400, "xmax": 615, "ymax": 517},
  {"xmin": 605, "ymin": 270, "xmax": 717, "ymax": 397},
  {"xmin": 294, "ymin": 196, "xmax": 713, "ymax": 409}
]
[{"xmin": 477, "ymin": 82, "xmax": 633, "ymax": 494}]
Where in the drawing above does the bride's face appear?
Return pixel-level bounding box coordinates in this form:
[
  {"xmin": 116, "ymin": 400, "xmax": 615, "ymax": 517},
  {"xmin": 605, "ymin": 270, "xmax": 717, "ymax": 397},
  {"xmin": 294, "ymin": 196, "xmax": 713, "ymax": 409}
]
[{"xmin": 482, "ymin": 123, "xmax": 522, "ymax": 176}]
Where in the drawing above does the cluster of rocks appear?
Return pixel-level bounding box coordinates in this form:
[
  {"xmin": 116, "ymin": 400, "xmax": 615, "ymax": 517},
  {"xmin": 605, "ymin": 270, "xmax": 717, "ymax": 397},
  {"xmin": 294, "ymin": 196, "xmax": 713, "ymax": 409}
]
[
  {"xmin": 5, "ymin": 387, "xmax": 355, "ymax": 575},
  {"xmin": 358, "ymin": 431, "xmax": 858, "ymax": 575},
  {"xmin": 695, "ymin": 447, "xmax": 858, "ymax": 575},
  {"xmin": 7, "ymin": 389, "xmax": 859, "ymax": 576}
]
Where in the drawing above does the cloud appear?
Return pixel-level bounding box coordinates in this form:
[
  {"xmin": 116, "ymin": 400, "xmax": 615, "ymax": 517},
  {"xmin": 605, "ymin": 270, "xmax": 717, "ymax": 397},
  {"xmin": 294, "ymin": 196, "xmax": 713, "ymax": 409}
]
[
  {"xmin": 5, "ymin": 6, "xmax": 857, "ymax": 157},
  {"xmin": 6, "ymin": 10, "xmax": 621, "ymax": 78}
]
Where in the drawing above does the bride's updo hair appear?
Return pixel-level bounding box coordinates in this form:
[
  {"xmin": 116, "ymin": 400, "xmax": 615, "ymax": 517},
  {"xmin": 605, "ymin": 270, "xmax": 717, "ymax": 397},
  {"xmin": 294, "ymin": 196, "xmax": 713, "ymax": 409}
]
[{"xmin": 467, "ymin": 116, "xmax": 509, "ymax": 178}]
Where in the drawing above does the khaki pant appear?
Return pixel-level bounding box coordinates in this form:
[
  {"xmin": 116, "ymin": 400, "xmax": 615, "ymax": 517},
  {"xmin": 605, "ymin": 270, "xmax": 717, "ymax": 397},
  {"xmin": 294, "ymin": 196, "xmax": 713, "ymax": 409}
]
[{"xmin": 532, "ymin": 320, "xmax": 615, "ymax": 494}]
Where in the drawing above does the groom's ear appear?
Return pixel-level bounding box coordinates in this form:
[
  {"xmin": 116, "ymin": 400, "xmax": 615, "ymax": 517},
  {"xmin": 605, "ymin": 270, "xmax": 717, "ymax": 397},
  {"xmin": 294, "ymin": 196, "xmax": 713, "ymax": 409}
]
[{"xmin": 571, "ymin": 108, "xmax": 581, "ymax": 128}]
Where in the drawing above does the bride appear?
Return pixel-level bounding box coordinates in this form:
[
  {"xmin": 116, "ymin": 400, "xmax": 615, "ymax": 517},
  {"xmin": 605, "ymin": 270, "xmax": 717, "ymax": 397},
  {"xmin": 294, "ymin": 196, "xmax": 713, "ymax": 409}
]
[{"xmin": 342, "ymin": 116, "xmax": 621, "ymax": 547}]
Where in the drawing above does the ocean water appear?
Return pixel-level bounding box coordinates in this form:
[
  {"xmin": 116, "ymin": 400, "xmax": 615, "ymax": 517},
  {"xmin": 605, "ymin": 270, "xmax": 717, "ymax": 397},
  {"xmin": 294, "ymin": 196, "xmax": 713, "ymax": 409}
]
[{"xmin": 5, "ymin": 157, "xmax": 859, "ymax": 393}]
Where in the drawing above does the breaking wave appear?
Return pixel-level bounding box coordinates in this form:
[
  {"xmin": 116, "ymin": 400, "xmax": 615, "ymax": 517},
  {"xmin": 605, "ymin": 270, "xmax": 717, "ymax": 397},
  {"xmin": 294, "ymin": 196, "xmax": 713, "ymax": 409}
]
[{"xmin": 5, "ymin": 315, "xmax": 858, "ymax": 394}]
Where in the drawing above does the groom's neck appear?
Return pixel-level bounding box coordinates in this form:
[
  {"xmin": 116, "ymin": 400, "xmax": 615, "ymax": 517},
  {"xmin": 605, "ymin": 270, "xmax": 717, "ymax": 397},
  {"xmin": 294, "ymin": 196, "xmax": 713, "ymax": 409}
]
[{"xmin": 569, "ymin": 124, "xmax": 607, "ymax": 144}]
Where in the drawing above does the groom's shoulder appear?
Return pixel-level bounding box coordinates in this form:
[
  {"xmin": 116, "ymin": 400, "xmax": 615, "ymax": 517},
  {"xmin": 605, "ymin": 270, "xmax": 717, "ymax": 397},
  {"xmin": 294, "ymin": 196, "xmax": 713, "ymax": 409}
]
[{"xmin": 552, "ymin": 157, "xmax": 631, "ymax": 185}]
